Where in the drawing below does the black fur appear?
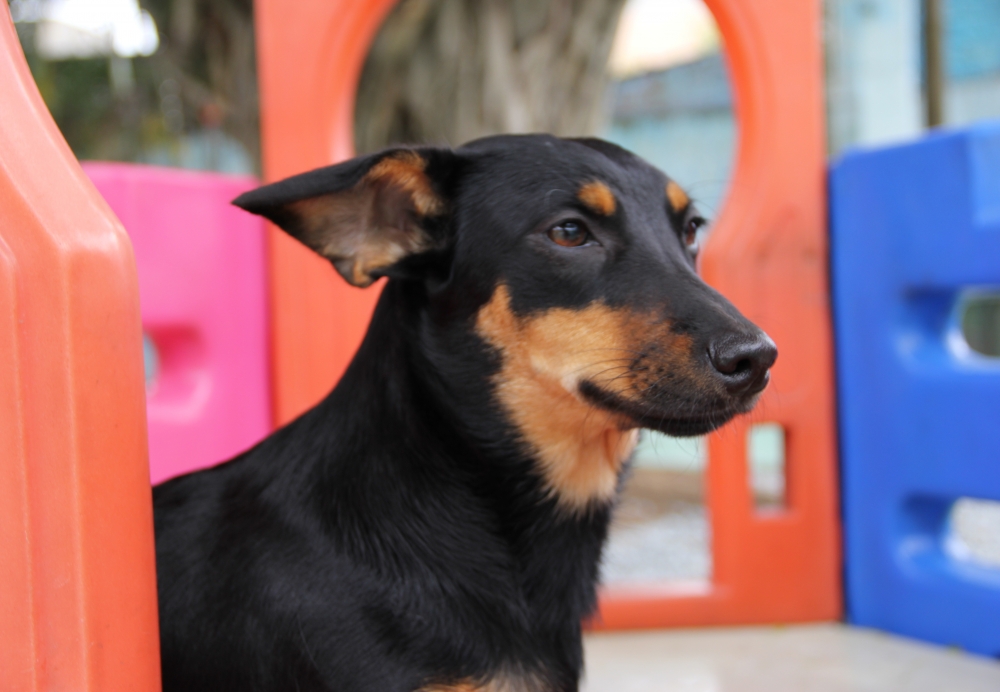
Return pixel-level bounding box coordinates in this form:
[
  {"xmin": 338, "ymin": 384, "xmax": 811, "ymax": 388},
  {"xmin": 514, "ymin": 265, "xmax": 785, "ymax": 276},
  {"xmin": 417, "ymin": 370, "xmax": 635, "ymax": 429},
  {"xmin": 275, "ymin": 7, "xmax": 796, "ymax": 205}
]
[{"xmin": 154, "ymin": 135, "xmax": 776, "ymax": 691}]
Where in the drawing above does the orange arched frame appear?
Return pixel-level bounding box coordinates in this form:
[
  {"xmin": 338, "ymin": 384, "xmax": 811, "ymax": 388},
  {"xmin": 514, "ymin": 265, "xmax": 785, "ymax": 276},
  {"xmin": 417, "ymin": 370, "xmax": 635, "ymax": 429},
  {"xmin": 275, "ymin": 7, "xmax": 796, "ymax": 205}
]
[
  {"xmin": 0, "ymin": 6, "xmax": 160, "ymax": 691},
  {"xmin": 598, "ymin": 0, "xmax": 841, "ymax": 627},
  {"xmin": 255, "ymin": 0, "xmax": 399, "ymax": 424},
  {"xmin": 255, "ymin": 0, "xmax": 841, "ymax": 626}
]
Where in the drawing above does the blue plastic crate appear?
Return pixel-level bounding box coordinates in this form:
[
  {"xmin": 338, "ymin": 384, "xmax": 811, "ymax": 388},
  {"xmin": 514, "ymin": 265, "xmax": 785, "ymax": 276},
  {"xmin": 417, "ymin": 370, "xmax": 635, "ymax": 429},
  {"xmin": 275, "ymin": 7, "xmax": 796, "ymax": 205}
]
[{"xmin": 831, "ymin": 122, "xmax": 1000, "ymax": 656}]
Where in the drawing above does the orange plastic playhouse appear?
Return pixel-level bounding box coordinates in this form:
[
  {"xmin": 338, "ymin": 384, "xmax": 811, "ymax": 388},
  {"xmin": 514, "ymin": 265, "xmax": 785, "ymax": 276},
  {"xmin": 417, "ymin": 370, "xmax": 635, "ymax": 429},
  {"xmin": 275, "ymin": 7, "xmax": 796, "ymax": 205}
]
[
  {"xmin": 0, "ymin": 9, "xmax": 160, "ymax": 691},
  {"xmin": 0, "ymin": 1, "xmax": 840, "ymax": 689}
]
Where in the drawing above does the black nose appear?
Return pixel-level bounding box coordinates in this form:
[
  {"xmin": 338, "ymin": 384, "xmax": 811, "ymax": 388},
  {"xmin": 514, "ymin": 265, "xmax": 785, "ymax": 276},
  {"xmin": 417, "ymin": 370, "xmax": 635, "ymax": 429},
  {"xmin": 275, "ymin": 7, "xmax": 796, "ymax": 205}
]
[{"xmin": 708, "ymin": 333, "xmax": 777, "ymax": 396}]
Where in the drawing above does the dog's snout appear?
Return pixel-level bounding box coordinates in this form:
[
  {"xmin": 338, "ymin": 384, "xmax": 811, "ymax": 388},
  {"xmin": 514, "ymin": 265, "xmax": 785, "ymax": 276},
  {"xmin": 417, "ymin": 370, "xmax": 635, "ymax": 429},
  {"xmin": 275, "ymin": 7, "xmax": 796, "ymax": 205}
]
[{"xmin": 708, "ymin": 333, "xmax": 777, "ymax": 396}]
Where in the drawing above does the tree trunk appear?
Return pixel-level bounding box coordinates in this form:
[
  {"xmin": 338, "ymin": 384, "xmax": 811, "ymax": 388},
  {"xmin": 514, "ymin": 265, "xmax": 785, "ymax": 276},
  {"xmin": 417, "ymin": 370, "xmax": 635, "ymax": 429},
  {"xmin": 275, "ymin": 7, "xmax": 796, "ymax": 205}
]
[{"xmin": 354, "ymin": 0, "xmax": 627, "ymax": 154}]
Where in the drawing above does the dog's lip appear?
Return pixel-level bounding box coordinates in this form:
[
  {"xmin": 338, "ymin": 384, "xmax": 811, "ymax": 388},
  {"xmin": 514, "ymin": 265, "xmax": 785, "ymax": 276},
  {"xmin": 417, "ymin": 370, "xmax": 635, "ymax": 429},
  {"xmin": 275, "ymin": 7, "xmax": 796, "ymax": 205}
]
[{"xmin": 577, "ymin": 380, "xmax": 746, "ymax": 438}]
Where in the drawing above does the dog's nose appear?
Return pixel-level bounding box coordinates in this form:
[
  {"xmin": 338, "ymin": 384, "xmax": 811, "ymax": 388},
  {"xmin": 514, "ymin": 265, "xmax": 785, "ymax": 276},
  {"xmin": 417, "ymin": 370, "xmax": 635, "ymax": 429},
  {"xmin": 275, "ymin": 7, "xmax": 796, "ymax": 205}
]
[{"xmin": 708, "ymin": 333, "xmax": 777, "ymax": 396}]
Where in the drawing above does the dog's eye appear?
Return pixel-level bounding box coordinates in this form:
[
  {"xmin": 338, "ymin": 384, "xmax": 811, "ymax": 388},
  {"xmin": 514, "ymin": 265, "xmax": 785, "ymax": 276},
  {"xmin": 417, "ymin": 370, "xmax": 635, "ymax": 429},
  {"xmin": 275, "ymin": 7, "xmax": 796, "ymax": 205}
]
[
  {"xmin": 547, "ymin": 221, "xmax": 590, "ymax": 248},
  {"xmin": 683, "ymin": 217, "xmax": 706, "ymax": 252}
]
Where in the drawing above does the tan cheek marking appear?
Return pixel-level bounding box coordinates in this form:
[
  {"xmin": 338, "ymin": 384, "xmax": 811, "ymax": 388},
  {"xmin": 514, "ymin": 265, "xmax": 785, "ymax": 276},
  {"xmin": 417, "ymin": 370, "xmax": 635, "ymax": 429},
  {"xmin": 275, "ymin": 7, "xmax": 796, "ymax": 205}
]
[
  {"xmin": 477, "ymin": 285, "xmax": 652, "ymax": 510},
  {"xmin": 666, "ymin": 180, "xmax": 690, "ymax": 212},
  {"xmin": 577, "ymin": 181, "xmax": 617, "ymax": 216},
  {"xmin": 476, "ymin": 286, "xmax": 717, "ymax": 510}
]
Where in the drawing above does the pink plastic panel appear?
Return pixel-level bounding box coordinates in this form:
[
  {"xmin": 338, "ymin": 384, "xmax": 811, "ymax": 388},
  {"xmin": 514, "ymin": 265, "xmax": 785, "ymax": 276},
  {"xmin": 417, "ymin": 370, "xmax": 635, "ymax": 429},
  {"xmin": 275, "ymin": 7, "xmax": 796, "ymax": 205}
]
[{"xmin": 83, "ymin": 163, "xmax": 271, "ymax": 484}]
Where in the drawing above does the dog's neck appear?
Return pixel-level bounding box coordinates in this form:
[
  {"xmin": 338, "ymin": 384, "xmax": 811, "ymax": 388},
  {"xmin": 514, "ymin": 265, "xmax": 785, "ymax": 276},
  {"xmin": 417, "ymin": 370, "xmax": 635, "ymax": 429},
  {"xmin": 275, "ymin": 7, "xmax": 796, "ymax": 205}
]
[{"xmin": 310, "ymin": 280, "xmax": 612, "ymax": 649}]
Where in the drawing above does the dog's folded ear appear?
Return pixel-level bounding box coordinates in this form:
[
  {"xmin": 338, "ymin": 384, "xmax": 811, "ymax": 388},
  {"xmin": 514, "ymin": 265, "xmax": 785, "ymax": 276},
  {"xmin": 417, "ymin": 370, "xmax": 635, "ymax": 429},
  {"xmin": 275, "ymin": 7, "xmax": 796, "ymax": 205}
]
[{"xmin": 233, "ymin": 147, "xmax": 460, "ymax": 287}]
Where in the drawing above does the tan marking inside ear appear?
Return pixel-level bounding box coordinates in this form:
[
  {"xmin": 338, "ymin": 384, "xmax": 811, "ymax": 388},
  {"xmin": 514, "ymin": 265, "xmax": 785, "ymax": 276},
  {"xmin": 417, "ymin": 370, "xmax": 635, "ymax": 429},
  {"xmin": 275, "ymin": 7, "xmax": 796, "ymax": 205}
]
[
  {"xmin": 477, "ymin": 286, "xmax": 718, "ymax": 511},
  {"xmin": 577, "ymin": 181, "xmax": 617, "ymax": 216},
  {"xmin": 286, "ymin": 151, "xmax": 444, "ymax": 287},
  {"xmin": 666, "ymin": 180, "xmax": 690, "ymax": 212},
  {"xmin": 363, "ymin": 150, "xmax": 445, "ymax": 217}
]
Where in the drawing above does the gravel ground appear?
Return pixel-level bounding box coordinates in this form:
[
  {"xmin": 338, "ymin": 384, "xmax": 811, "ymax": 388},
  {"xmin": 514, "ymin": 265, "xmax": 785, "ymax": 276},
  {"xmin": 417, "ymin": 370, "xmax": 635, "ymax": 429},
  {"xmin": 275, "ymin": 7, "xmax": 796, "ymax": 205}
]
[
  {"xmin": 601, "ymin": 501, "xmax": 710, "ymax": 585},
  {"xmin": 599, "ymin": 484, "xmax": 1000, "ymax": 587},
  {"xmin": 582, "ymin": 624, "xmax": 1000, "ymax": 692}
]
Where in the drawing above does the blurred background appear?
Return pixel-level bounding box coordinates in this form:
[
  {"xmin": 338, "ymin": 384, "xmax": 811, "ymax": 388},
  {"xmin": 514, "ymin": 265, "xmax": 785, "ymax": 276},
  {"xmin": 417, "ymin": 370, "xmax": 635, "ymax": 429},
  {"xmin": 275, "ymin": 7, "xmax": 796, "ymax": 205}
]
[
  {"xmin": 8, "ymin": 0, "xmax": 1000, "ymax": 690},
  {"xmin": 8, "ymin": 0, "xmax": 998, "ymax": 594},
  {"xmin": 10, "ymin": 0, "xmax": 1000, "ymax": 189}
]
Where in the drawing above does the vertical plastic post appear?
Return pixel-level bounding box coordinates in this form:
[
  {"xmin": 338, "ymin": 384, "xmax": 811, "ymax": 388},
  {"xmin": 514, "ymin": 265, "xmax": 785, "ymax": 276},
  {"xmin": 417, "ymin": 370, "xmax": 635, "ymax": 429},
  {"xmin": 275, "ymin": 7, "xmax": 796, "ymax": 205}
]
[
  {"xmin": 0, "ymin": 8, "xmax": 161, "ymax": 692},
  {"xmin": 255, "ymin": 0, "xmax": 398, "ymax": 424},
  {"xmin": 833, "ymin": 124, "xmax": 1000, "ymax": 655}
]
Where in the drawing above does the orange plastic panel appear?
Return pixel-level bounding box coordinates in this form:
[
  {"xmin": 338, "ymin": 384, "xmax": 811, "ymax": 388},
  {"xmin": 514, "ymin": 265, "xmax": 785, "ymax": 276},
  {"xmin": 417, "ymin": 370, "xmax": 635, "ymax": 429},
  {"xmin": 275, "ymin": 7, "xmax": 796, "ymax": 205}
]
[
  {"xmin": 0, "ymin": 8, "xmax": 161, "ymax": 692},
  {"xmin": 256, "ymin": 0, "xmax": 840, "ymax": 626},
  {"xmin": 255, "ymin": 0, "xmax": 398, "ymax": 423},
  {"xmin": 597, "ymin": 0, "xmax": 841, "ymax": 627}
]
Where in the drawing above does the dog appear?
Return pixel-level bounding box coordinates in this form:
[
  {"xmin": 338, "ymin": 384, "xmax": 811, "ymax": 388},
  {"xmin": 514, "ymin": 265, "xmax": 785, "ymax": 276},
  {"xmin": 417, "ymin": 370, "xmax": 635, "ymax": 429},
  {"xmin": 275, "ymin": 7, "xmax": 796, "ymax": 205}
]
[{"xmin": 153, "ymin": 134, "xmax": 776, "ymax": 692}]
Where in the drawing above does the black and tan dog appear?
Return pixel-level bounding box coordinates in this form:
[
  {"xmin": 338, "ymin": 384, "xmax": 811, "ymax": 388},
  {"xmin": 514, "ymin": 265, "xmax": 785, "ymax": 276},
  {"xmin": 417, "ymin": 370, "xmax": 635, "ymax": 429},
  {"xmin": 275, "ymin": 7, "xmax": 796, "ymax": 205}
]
[{"xmin": 153, "ymin": 134, "xmax": 776, "ymax": 692}]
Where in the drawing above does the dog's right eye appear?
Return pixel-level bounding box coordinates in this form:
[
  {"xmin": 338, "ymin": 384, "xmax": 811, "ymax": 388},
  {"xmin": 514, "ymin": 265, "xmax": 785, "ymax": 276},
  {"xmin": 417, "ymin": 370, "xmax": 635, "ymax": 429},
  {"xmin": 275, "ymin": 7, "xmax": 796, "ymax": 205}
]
[{"xmin": 547, "ymin": 221, "xmax": 591, "ymax": 248}]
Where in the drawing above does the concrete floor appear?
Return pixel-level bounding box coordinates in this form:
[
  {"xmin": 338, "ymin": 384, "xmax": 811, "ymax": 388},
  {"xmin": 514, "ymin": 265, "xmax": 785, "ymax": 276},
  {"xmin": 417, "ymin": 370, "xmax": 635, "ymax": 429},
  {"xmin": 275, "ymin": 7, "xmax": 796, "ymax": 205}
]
[
  {"xmin": 582, "ymin": 624, "xmax": 1000, "ymax": 692},
  {"xmin": 602, "ymin": 468, "xmax": 711, "ymax": 585}
]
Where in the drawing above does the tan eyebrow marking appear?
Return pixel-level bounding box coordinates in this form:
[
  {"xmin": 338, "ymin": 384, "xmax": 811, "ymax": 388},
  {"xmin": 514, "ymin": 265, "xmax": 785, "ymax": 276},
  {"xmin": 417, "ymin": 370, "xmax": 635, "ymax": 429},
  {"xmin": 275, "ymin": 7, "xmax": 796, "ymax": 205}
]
[
  {"xmin": 577, "ymin": 181, "xmax": 617, "ymax": 216},
  {"xmin": 666, "ymin": 180, "xmax": 690, "ymax": 212}
]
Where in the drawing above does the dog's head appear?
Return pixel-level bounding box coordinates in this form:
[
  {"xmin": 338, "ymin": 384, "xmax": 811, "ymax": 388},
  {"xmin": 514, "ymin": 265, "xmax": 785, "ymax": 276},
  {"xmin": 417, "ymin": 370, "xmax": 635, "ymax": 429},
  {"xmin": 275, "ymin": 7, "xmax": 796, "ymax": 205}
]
[{"xmin": 235, "ymin": 135, "xmax": 775, "ymax": 510}]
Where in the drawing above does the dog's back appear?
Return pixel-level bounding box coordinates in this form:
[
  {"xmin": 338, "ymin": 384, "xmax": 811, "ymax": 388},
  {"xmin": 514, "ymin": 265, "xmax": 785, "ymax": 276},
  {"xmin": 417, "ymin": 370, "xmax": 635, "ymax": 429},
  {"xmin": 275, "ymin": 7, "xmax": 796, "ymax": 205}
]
[{"xmin": 154, "ymin": 135, "xmax": 775, "ymax": 692}]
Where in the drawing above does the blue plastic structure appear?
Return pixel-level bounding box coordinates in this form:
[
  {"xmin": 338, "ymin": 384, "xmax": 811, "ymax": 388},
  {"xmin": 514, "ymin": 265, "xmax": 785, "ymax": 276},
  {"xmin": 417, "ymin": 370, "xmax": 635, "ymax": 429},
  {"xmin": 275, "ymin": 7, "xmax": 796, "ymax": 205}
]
[{"xmin": 831, "ymin": 122, "xmax": 1000, "ymax": 656}]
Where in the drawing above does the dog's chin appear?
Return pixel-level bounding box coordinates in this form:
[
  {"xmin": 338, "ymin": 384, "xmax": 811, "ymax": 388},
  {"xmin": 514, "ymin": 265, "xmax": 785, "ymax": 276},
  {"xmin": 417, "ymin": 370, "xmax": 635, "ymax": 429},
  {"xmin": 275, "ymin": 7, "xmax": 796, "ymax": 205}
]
[{"xmin": 578, "ymin": 381, "xmax": 753, "ymax": 438}]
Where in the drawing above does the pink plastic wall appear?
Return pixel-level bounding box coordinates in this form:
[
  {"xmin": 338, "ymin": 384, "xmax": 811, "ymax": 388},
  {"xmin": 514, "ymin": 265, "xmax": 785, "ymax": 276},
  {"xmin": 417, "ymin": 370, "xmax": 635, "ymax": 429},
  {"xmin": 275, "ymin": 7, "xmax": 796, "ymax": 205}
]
[{"xmin": 83, "ymin": 163, "xmax": 271, "ymax": 484}]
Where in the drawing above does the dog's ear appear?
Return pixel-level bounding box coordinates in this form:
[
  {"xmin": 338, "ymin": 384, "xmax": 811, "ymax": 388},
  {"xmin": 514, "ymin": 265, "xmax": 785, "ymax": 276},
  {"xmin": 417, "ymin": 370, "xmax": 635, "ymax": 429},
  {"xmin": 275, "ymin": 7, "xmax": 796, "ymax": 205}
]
[{"xmin": 233, "ymin": 147, "xmax": 460, "ymax": 287}]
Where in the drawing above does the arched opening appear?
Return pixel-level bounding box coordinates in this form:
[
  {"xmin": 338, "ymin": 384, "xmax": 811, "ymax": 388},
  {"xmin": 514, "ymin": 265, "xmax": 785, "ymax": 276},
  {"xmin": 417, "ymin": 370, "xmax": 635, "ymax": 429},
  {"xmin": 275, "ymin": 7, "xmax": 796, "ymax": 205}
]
[
  {"xmin": 354, "ymin": 0, "xmax": 742, "ymax": 589},
  {"xmin": 600, "ymin": 0, "xmax": 735, "ymax": 587}
]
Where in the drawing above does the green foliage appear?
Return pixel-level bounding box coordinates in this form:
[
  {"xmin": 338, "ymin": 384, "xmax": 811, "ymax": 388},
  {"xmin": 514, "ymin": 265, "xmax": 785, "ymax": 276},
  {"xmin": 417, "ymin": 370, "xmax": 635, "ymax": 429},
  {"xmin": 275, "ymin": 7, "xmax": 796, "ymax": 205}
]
[
  {"xmin": 16, "ymin": 22, "xmax": 176, "ymax": 163},
  {"xmin": 12, "ymin": 3, "xmax": 258, "ymax": 171}
]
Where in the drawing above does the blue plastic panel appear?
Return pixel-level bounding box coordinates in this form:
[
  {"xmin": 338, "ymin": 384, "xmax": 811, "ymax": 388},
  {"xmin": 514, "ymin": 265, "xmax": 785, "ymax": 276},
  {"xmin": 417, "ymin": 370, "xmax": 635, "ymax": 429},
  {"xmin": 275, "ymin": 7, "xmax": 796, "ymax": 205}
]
[{"xmin": 831, "ymin": 121, "xmax": 1000, "ymax": 656}]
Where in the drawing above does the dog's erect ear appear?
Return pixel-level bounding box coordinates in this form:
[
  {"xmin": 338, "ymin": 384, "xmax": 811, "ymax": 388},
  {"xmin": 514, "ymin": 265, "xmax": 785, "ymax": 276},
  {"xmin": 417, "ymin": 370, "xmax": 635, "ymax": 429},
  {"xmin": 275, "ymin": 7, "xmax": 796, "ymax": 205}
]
[{"xmin": 233, "ymin": 147, "xmax": 460, "ymax": 287}]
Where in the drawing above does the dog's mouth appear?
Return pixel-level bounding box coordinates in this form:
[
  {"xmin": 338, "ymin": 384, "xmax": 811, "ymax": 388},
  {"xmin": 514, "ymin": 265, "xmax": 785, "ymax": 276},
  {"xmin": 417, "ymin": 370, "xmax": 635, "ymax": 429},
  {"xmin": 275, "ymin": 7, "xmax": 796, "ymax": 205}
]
[{"xmin": 577, "ymin": 380, "xmax": 749, "ymax": 438}]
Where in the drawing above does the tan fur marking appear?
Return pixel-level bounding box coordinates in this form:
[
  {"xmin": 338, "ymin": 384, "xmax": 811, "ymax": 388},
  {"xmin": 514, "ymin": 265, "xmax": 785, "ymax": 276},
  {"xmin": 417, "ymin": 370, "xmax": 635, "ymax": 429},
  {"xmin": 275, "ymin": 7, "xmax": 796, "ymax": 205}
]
[
  {"xmin": 287, "ymin": 151, "xmax": 444, "ymax": 287},
  {"xmin": 419, "ymin": 673, "xmax": 545, "ymax": 692},
  {"xmin": 577, "ymin": 181, "xmax": 617, "ymax": 216},
  {"xmin": 666, "ymin": 180, "xmax": 690, "ymax": 212},
  {"xmin": 476, "ymin": 285, "xmax": 717, "ymax": 510},
  {"xmin": 363, "ymin": 150, "xmax": 445, "ymax": 217}
]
